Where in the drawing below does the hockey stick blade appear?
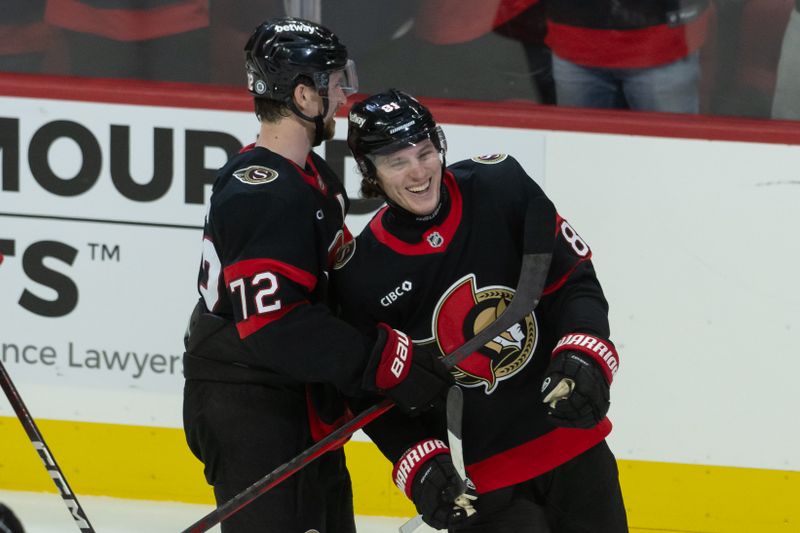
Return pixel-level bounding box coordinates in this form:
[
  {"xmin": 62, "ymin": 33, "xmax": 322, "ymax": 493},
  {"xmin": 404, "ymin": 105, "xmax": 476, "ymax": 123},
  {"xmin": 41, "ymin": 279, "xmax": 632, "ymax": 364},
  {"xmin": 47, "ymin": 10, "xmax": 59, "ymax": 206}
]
[
  {"xmin": 447, "ymin": 385, "xmax": 477, "ymax": 512},
  {"xmin": 0, "ymin": 361, "xmax": 96, "ymax": 532},
  {"xmin": 399, "ymin": 515, "xmax": 426, "ymax": 533},
  {"xmin": 446, "ymin": 386, "xmax": 476, "ymax": 517},
  {"xmin": 182, "ymin": 198, "xmax": 555, "ymax": 533},
  {"xmin": 445, "ymin": 385, "xmax": 476, "ymax": 517},
  {"xmin": 399, "ymin": 385, "xmax": 473, "ymax": 533},
  {"xmin": 446, "ymin": 385, "xmax": 465, "ymax": 481}
]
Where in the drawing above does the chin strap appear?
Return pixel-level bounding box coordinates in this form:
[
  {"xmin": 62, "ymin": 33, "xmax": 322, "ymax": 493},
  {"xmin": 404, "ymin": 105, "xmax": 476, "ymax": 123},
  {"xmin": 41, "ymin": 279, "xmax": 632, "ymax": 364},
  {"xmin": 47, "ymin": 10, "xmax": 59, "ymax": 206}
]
[{"xmin": 288, "ymin": 96, "xmax": 329, "ymax": 147}]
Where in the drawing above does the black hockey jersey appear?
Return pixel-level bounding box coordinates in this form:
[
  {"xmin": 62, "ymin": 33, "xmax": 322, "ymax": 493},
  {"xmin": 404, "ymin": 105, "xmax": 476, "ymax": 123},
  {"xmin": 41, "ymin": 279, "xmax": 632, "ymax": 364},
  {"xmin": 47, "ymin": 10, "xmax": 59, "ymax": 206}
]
[
  {"xmin": 185, "ymin": 144, "xmax": 367, "ymax": 404},
  {"xmin": 333, "ymin": 154, "xmax": 614, "ymax": 493}
]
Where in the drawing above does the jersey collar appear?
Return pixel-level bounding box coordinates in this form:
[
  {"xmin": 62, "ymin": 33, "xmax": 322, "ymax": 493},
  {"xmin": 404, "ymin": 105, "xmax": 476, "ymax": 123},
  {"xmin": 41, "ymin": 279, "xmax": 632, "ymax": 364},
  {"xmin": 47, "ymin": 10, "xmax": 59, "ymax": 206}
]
[
  {"xmin": 369, "ymin": 170, "xmax": 462, "ymax": 256},
  {"xmin": 245, "ymin": 144, "xmax": 328, "ymax": 194},
  {"xmin": 288, "ymin": 154, "xmax": 328, "ymax": 194}
]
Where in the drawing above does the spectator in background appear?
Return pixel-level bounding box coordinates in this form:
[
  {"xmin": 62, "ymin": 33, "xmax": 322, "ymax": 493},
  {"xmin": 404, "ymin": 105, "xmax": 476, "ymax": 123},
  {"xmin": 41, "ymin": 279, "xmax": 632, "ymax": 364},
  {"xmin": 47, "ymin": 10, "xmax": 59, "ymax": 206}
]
[
  {"xmin": 493, "ymin": 0, "xmax": 556, "ymax": 104},
  {"xmin": 772, "ymin": 0, "xmax": 800, "ymax": 119},
  {"xmin": 546, "ymin": 0, "xmax": 713, "ymax": 113},
  {"xmin": 44, "ymin": 0, "xmax": 211, "ymax": 83},
  {"xmin": 413, "ymin": 0, "xmax": 553, "ymax": 103},
  {"xmin": 207, "ymin": 0, "xmax": 284, "ymax": 85},
  {"xmin": 327, "ymin": 0, "xmax": 544, "ymax": 102},
  {"xmin": 0, "ymin": 1, "xmax": 55, "ymax": 74}
]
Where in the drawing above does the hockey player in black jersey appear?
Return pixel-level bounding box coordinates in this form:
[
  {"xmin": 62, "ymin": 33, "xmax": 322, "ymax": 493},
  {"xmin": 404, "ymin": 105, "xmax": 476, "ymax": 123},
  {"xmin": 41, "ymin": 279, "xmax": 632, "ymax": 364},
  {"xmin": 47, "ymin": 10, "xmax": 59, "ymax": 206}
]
[
  {"xmin": 181, "ymin": 23, "xmax": 451, "ymax": 532},
  {"xmin": 334, "ymin": 89, "xmax": 628, "ymax": 531}
]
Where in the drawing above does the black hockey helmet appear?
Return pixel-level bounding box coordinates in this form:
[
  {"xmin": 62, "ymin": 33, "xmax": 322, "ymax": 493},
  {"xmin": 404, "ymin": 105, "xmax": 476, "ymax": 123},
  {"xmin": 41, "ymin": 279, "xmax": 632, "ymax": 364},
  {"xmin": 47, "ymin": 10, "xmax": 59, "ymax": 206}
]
[
  {"xmin": 244, "ymin": 17, "xmax": 357, "ymax": 101},
  {"xmin": 347, "ymin": 89, "xmax": 447, "ymax": 182}
]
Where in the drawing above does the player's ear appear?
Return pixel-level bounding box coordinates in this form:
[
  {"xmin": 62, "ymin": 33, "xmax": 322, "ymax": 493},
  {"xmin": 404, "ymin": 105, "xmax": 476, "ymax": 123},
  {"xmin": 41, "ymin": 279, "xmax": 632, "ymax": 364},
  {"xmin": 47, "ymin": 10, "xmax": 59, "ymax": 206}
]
[{"xmin": 292, "ymin": 83, "xmax": 316, "ymax": 114}]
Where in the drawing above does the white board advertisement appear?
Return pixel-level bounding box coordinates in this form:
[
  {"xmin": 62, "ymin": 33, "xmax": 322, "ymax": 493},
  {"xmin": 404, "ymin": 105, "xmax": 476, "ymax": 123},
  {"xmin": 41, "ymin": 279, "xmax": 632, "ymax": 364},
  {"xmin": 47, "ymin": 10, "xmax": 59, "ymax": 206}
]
[
  {"xmin": 0, "ymin": 95, "xmax": 545, "ymax": 429},
  {"xmin": 3, "ymin": 91, "xmax": 800, "ymax": 472}
]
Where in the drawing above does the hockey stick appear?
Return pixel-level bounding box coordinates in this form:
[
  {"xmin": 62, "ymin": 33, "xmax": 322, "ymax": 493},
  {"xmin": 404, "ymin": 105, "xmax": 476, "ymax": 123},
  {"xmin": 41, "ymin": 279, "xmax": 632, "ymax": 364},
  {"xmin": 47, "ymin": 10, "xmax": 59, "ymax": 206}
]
[
  {"xmin": 399, "ymin": 514, "xmax": 427, "ymax": 533},
  {"xmin": 446, "ymin": 385, "xmax": 473, "ymax": 510},
  {"xmin": 182, "ymin": 197, "xmax": 555, "ymax": 533},
  {"xmin": 0, "ymin": 361, "xmax": 96, "ymax": 532},
  {"xmin": 398, "ymin": 385, "xmax": 474, "ymax": 533}
]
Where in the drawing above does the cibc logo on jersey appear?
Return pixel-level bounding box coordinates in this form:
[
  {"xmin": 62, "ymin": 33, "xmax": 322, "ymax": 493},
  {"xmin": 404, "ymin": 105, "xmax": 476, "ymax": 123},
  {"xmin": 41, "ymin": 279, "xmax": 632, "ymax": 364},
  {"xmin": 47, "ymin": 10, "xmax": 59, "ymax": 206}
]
[
  {"xmin": 430, "ymin": 273, "xmax": 538, "ymax": 394},
  {"xmin": 381, "ymin": 280, "xmax": 412, "ymax": 307}
]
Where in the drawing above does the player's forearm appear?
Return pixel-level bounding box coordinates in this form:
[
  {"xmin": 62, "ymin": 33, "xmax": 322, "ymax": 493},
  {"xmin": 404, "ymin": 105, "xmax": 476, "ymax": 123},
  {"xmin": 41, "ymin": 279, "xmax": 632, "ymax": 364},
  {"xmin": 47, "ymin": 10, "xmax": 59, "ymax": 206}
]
[
  {"xmin": 243, "ymin": 302, "xmax": 371, "ymax": 395},
  {"xmin": 362, "ymin": 407, "xmax": 432, "ymax": 463}
]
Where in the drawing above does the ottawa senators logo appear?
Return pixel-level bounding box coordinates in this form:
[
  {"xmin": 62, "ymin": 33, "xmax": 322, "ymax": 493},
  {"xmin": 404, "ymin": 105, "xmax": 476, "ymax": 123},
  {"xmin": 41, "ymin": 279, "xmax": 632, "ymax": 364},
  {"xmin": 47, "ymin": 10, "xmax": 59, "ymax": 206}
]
[
  {"xmin": 429, "ymin": 273, "xmax": 537, "ymax": 394},
  {"xmin": 471, "ymin": 154, "xmax": 507, "ymax": 164},
  {"xmin": 330, "ymin": 227, "xmax": 356, "ymax": 270},
  {"xmin": 233, "ymin": 165, "xmax": 279, "ymax": 185}
]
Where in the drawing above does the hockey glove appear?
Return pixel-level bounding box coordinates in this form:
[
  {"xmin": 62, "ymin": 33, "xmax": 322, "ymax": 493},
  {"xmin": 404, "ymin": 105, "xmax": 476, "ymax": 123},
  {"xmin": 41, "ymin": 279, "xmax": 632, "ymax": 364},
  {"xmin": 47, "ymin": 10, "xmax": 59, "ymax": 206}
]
[
  {"xmin": 364, "ymin": 323, "xmax": 452, "ymax": 414},
  {"xmin": 541, "ymin": 334, "xmax": 619, "ymax": 429},
  {"xmin": 394, "ymin": 439, "xmax": 478, "ymax": 529}
]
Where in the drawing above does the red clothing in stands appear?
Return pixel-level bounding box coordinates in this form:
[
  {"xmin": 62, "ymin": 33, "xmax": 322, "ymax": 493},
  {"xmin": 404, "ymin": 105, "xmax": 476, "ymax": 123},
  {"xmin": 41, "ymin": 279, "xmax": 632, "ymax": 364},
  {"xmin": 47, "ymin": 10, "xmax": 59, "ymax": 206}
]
[
  {"xmin": 0, "ymin": 2, "xmax": 52, "ymax": 55},
  {"xmin": 45, "ymin": 0, "xmax": 208, "ymax": 42},
  {"xmin": 415, "ymin": 0, "xmax": 540, "ymax": 44},
  {"xmin": 546, "ymin": 1, "xmax": 712, "ymax": 68}
]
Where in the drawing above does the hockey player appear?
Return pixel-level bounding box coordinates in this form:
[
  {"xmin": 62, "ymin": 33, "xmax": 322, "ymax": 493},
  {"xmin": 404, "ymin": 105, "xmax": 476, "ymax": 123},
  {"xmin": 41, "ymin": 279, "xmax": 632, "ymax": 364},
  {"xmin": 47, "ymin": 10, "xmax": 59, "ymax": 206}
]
[
  {"xmin": 181, "ymin": 23, "xmax": 451, "ymax": 532},
  {"xmin": 334, "ymin": 89, "xmax": 628, "ymax": 531}
]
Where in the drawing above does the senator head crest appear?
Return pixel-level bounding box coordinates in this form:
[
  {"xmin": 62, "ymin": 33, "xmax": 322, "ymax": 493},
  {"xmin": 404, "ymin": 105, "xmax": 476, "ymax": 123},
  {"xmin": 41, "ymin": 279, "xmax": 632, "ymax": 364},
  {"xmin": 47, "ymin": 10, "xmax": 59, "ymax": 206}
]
[{"xmin": 430, "ymin": 273, "xmax": 538, "ymax": 393}]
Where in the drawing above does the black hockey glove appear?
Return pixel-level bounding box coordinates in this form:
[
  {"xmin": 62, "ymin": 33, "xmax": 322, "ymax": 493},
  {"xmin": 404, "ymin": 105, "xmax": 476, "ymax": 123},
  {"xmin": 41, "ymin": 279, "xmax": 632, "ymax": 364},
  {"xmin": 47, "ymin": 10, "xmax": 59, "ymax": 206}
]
[
  {"xmin": 364, "ymin": 323, "xmax": 452, "ymax": 414},
  {"xmin": 540, "ymin": 334, "xmax": 619, "ymax": 429},
  {"xmin": 393, "ymin": 439, "xmax": 478, "ymax": 530}
]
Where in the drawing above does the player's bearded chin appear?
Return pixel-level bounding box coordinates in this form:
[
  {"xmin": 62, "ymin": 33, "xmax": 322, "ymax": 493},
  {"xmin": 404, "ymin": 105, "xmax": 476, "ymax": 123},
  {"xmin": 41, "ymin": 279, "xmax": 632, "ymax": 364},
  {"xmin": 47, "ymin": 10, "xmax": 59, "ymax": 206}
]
[{"xmin": 323, "ymin": 115, "xmax": 336, "ymax": 140}]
